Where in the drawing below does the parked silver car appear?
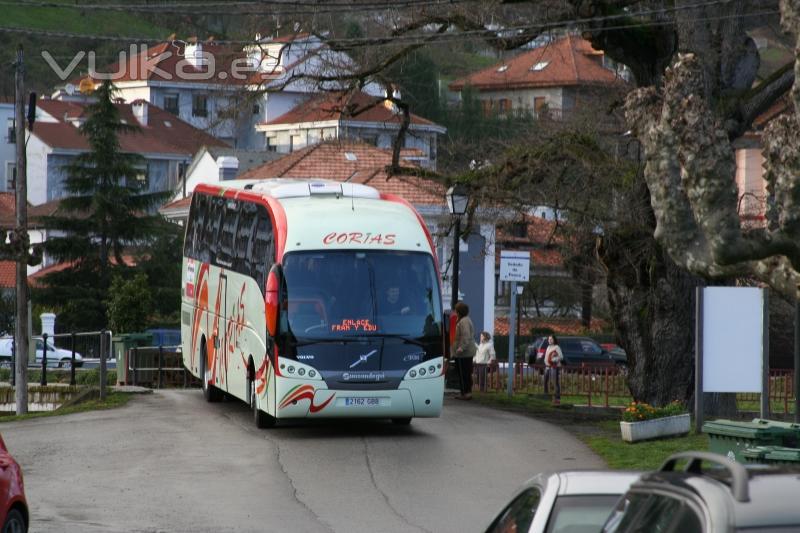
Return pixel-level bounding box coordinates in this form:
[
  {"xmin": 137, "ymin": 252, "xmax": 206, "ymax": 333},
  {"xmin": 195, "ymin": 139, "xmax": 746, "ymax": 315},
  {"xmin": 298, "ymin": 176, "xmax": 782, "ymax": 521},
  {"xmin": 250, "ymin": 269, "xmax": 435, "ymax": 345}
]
[
  {"xmin": 0, "ymin": 338, "xmax": 83, "ymax": 368},
  {"xmin": 484, "ymin": 470, "xmax": 641, "ymax": 533},
  {"xmin": 603, "ymin": 451, "xmax": 800, "ymax": 532}
]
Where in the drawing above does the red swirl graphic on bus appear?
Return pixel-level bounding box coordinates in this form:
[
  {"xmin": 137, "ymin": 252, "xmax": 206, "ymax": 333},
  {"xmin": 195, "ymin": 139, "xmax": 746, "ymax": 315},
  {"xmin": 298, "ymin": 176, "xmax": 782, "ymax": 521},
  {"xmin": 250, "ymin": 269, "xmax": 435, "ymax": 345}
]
[{"xmin": 278, "ymin": 384, "xmax": 334, "ymax": 413}]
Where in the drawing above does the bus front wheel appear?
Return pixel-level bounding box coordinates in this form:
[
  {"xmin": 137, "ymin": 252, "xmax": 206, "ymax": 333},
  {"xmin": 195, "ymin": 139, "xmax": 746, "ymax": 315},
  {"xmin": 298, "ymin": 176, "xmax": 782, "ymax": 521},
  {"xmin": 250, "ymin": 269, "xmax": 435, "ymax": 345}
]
[{"xmin": 250, "ymin": 376, "xmax": 276, "ymax": 429}]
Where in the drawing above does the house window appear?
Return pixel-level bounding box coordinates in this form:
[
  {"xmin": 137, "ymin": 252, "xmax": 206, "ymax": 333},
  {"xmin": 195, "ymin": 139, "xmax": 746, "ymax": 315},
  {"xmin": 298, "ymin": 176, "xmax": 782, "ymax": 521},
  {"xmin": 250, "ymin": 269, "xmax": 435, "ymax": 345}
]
[
  {"xmin": 534, "ymin": 96, "xmax": 547, "ymax": 117},
  {"xmin": 252, "ymin": 103, "xmax": 260, "ymax": 115},
  {"xmin": 266, "ymin": 137, "xmax": 277, "ymax": 152},
  {"xmin": 6, "ymin": 118, "xmax": 14, "ymax": 144},
  {"xmin": 481, "ymin": 99, "xmax": 492, "ymax": 117},
  {"xmin": 5, "ymin": 162, "xmax": 15, "ymax": 191},
  {"xmin": 499, "ymin": 99, "xmax": 512, "ymax": 114},
  {"xmin": 192, "ymin": 94, "xmax": 208, "ymax": 117},
  {"xmin": 164, "ymin": 93, "xmax": 180, "ymax": 115},
  {"xmin": 135, "ymin": 164, "xmax": 149, "ymax": 188}
]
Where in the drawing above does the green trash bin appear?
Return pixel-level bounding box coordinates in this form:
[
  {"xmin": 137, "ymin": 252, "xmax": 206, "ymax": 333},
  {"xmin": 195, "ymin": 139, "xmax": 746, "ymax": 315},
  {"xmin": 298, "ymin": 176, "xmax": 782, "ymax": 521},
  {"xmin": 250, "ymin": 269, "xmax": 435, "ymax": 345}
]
[
  {"xmin": 113, "ymin": 333, "xmax": 153, "ymax": 385},
  {"xmin": 702, "ymin": 419, "xmax": 789, "ymax": 462},
  {"xmin": 751, "ymin": 419, "xmax": 800, "ymax": 448},
  {"xmin": 743, "ymin": 445, "xmax": 800, "ymax": 465},
  {"xmin": 762, "ymin": 447, "xmax": 800, "ymax": 465}
]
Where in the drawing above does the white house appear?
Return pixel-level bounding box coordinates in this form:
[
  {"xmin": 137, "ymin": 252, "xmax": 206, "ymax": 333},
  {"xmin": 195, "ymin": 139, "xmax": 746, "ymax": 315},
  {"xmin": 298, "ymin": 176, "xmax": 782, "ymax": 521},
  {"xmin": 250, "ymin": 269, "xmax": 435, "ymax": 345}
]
[
  {"xmin": 52, "ymin": 33, "xmax": 444, "ymax": 164},
  {"xmin": 255, "ymin": 91, "xmax": 446, "ymax": 169},
  {"xmin": 448, "ymin": 34, "xmax": 628, "ymax": 118},
  {"xmin": 26, "ymin": 98, "xmax": 227, "ymax": 206}
]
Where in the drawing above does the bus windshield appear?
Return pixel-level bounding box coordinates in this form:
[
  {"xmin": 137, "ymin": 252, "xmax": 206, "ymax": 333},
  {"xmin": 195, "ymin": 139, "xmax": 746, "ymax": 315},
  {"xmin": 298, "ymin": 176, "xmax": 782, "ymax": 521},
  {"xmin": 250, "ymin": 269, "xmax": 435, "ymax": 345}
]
[{"xmin": 282, "ymin": 250, "xmax": 442, "ymax": 341}]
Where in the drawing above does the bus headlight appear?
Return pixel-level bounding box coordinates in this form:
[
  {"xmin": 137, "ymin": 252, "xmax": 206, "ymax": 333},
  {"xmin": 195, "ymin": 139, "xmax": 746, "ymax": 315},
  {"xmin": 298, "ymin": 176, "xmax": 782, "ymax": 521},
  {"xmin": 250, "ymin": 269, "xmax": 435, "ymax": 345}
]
[{"xmin": 403, "ymin": 358, "xmax": 444, "ymax": 380}]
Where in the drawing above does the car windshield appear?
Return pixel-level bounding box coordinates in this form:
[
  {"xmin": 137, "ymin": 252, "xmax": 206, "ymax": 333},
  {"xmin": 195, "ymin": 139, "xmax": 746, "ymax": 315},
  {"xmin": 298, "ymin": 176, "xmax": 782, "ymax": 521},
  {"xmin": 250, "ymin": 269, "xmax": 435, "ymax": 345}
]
[
  {"xmin": 282, "ymin": 250, "xmax": 442, "ymax": 340},
  {"xmin": 546, "ymin": 494, "xmax": 622, "ymax": 533}
]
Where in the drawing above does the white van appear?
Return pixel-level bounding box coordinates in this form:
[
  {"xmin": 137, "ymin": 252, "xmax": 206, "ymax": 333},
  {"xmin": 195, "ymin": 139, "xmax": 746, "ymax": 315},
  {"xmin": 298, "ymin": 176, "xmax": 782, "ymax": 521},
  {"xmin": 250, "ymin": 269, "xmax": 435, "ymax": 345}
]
[{"xmin": 0, "ymin": 338, "xmax": 83, "ymax": 368}]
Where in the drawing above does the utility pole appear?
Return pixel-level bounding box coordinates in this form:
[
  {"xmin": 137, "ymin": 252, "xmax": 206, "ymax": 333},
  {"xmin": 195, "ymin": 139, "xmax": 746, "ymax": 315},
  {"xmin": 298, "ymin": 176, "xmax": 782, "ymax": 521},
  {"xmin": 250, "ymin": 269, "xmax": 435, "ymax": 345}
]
[{"xmin": 14, "ymin": 45, "xmax": 28, "ymax": 415}]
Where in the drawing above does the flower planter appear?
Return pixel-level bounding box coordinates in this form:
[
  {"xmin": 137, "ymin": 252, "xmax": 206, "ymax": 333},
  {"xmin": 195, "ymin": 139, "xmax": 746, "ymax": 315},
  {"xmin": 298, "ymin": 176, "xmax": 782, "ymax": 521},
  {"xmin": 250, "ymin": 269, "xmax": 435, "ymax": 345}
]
[{"xmin": 620, "ymin": 413, "xmax": 691, "ymax": 443}]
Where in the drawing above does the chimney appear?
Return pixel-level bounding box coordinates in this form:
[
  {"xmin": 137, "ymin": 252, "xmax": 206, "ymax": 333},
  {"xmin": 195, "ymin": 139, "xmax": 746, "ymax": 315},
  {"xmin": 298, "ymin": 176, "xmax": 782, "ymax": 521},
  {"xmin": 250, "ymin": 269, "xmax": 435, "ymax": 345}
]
[
  {"xmin": 185, "ymin": 42, "xmax": 206, "ymax": 69},
  {"xmin": 217, "ymin": 156, "xmax": 239, "ymax": 181},
  {"xmin": 132, "ymin": 99, "xmax": 148, "ymax": 126},
  {"xmin": 383, "ymin": 84, "xmax": 401, "ymax": 112}
]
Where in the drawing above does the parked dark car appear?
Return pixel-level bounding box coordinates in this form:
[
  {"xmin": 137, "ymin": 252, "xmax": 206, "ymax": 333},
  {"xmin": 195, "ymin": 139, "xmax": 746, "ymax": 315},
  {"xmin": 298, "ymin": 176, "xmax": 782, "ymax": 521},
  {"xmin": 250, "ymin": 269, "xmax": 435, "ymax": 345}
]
[
  {"xmin": 0, "ymin": 435, "xmax": 28, "ymax": 532},
  {"xmin": 603, "ymin": 451, "xmax": 800, "ymax": 532},
  {"xmin": 528, "ymin": 336, "xmax": 627, "ymax": 367}
]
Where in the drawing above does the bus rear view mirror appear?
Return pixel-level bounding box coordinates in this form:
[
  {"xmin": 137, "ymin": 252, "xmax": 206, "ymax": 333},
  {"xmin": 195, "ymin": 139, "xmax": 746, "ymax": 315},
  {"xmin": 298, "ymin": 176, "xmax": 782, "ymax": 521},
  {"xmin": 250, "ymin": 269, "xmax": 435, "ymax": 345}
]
[{"xmin": 266, "ymin": 266, "xmax": 281, "ymax": 337}]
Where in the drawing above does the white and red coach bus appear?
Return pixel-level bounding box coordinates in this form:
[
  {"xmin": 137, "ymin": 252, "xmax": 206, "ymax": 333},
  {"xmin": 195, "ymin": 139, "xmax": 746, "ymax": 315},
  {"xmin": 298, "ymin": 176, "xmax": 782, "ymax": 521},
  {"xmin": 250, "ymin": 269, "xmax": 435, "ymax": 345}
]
[{"xmin": 181, "ymin": 179, "xmax": 445, "ymax": 427}]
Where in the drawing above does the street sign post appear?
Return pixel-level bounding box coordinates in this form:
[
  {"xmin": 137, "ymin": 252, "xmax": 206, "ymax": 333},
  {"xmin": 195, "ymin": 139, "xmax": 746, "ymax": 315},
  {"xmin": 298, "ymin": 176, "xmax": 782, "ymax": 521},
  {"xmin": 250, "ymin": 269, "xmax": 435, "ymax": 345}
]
[{"xmin": 500, "ymin": 251, "xmax": 530, "ymax": 397}]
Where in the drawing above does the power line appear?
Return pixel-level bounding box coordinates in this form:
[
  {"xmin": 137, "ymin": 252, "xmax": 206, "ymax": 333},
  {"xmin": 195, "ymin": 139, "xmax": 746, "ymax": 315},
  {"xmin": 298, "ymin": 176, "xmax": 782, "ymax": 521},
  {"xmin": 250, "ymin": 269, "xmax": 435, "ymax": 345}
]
[
  {"xmin": 0, "ymin": 1, "xmax": 781, "ymax": 48},
  {"xmin": 3, "ymin": 0, "xmax": 469, "ymax": 15}
]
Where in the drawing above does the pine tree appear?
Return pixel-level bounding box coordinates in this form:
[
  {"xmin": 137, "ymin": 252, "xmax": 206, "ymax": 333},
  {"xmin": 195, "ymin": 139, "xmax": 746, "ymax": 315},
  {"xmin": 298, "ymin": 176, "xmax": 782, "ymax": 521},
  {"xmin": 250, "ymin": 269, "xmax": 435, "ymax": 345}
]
[{"xmin": 35, "ymin": 80, "xmax": 168, "ymax": 332}]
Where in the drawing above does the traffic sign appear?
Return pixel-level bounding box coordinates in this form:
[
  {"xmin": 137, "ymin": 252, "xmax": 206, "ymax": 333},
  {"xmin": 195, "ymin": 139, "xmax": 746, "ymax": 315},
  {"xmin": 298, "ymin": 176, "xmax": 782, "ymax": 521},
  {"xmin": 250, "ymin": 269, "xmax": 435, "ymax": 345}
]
[{"xmin": 500, "ymin": 250, "xmax": 530, "ymax": 282}]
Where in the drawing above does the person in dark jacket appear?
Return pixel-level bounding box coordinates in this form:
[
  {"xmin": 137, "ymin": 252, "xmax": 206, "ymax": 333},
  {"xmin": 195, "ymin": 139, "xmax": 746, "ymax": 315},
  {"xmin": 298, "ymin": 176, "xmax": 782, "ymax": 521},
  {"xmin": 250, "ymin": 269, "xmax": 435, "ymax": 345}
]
[{"xmin": 451, "ymin": 301, "xmax": 476, "ymax": 400}]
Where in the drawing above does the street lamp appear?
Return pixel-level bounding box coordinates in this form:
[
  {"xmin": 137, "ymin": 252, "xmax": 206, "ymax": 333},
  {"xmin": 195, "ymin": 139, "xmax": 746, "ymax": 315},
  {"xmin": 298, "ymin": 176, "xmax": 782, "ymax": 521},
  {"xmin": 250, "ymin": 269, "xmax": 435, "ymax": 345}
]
[{"xmin": 446, "ymin": 184, "xmax": 469, "ymax": 307}]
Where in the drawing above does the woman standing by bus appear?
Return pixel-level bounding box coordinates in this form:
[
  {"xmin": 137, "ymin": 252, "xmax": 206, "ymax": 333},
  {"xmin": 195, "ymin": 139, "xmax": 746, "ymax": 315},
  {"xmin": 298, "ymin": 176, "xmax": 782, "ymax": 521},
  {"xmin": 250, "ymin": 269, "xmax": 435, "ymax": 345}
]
[{"xmin": 451, "ymin": 301, "xmax": 476, "ymax": 400}]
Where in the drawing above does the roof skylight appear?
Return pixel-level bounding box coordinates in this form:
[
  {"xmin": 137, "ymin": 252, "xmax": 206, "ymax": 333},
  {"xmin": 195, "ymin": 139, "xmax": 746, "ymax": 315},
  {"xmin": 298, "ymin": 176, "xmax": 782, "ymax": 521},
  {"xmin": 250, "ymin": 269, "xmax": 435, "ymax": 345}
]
[
  {"xmin": 531, "ymin": 61, "xmax": 549, "ymax": 71},
  {"xmin": 344, "ymin": 152, "xmax": 357, "ymax": 161},
  {"xmin": 497, "ymin": 65, "xmax": 509, "ymax": 73}
]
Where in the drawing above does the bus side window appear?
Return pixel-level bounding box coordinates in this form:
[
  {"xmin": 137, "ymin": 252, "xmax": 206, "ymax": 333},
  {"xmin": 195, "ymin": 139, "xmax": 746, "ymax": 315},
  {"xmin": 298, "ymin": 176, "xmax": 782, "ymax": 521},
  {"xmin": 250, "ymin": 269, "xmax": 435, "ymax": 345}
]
[
  {"xmin": 205, "ymin": 197, "xmax": 225, "ymax": 263},
  {"xmin": 252, "ymin": 207, "xmax": 274, "ymax": 293},
  {"xmin": 234, "ymin": 203, "xmax": 257, "ymax": 276},
  {"xmin": 217, "ymin": 200, "xmax": 239, "ymax": 266},
  {"xmin": 183, "ymin": 193, "xmax": 209, "ymax": 261}
]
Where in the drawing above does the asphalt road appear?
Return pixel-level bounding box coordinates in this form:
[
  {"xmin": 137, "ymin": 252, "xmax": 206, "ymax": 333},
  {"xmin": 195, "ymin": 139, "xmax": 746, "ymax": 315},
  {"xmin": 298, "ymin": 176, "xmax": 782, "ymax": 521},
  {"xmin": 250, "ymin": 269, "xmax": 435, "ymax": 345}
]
[{"xmin": 3, "ymin": 390, "xmax": 604, "ymax": 533}]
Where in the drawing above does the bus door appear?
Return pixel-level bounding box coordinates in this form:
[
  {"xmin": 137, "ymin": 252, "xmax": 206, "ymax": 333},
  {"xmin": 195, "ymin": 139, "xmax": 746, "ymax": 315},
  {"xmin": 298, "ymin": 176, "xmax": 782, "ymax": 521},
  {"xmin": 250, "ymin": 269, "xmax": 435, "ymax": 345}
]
[{"xmin": 215, "ymin": 273, "xmax": 228, "ymax": 389}]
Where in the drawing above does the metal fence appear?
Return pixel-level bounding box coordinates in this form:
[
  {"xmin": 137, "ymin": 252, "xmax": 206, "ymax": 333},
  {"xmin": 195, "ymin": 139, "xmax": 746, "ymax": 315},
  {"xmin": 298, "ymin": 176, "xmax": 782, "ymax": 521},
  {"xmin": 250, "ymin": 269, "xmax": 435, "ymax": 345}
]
[
  {"xmin": 121, "ymin": 345, "xmax": 195, "ymax": 389},
  {"xmin": 472, "ymin": 363, "xmax": 631, "ymax": 407},
  {"xmin": 2, "ymin": 330, "xmax": 112, "ymax": 387},
  {"xmin": 473, "ymin": 364, "xmax": 799, "ymax": 414}
]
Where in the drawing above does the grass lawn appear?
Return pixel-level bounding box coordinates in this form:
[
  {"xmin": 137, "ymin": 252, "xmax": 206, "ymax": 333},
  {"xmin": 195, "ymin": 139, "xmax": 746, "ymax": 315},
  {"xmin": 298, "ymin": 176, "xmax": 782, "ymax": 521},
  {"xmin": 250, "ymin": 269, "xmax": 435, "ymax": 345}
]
[
  {"xmin": 4, "ymin": 3, "xmax": 169, "ymax": 37},
  {"xmin": 0, "ymin": 390, "xmax": 134, "ymax": 423},
  {"xmin": 471, "ymin": 391, "xmax": 708, "ymax": 471}
]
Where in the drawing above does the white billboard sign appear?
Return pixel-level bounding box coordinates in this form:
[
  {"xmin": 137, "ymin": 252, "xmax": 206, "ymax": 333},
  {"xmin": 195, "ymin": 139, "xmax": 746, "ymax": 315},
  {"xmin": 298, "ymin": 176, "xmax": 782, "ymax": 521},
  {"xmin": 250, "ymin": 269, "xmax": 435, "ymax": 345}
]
[
  {"xmin": 500, "ymin": 250, "xmax": 530, "ymax": 282},
  {"xmin": 702, "ymin": 287, "xmax": 765, "ymax": 393}
]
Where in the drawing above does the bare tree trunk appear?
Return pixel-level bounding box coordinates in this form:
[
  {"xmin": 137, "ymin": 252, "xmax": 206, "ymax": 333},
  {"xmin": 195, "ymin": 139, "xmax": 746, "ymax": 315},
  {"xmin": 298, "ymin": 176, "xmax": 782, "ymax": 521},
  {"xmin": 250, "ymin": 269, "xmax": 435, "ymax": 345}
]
[{"xmin": 600, "ymin": 223, "xmax": 703, "ymax": 406}]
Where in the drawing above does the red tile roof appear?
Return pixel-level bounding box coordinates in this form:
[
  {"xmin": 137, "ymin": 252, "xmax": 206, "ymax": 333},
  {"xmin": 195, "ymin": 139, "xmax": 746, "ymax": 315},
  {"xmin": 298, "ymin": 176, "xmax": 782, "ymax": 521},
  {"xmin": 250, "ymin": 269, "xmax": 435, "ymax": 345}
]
[
  {"xmin": 0, "ymin": 261, "xmax": 14, "ymax": 288},
  {"xmin": 28, "ymin": 255, "xmax": 138, "ymax": 287},
  {"xmin": 449, "ymin": 35, "xmax": 624, "ymax": 92},
  {"xmin": 161, "ymin": 196, "xmax": 192, "ymax": 212},
  {"xmin": 262, "ymin": 91, "xmax": 439, "ymax": 128},
  {"xmin": 238, "ymin": 141, "xmax": 446, "ymax": 205},
  {"xmin": 34, "ymin": 99, "xmax": 227, "ymax": 155},
  {"xmin": 495, "ymin": 216, "xmax": 565, "ymax": 268},
  {"xmin": 494, "ymin": 316, "xmax": 607, "ymax": 336}
]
